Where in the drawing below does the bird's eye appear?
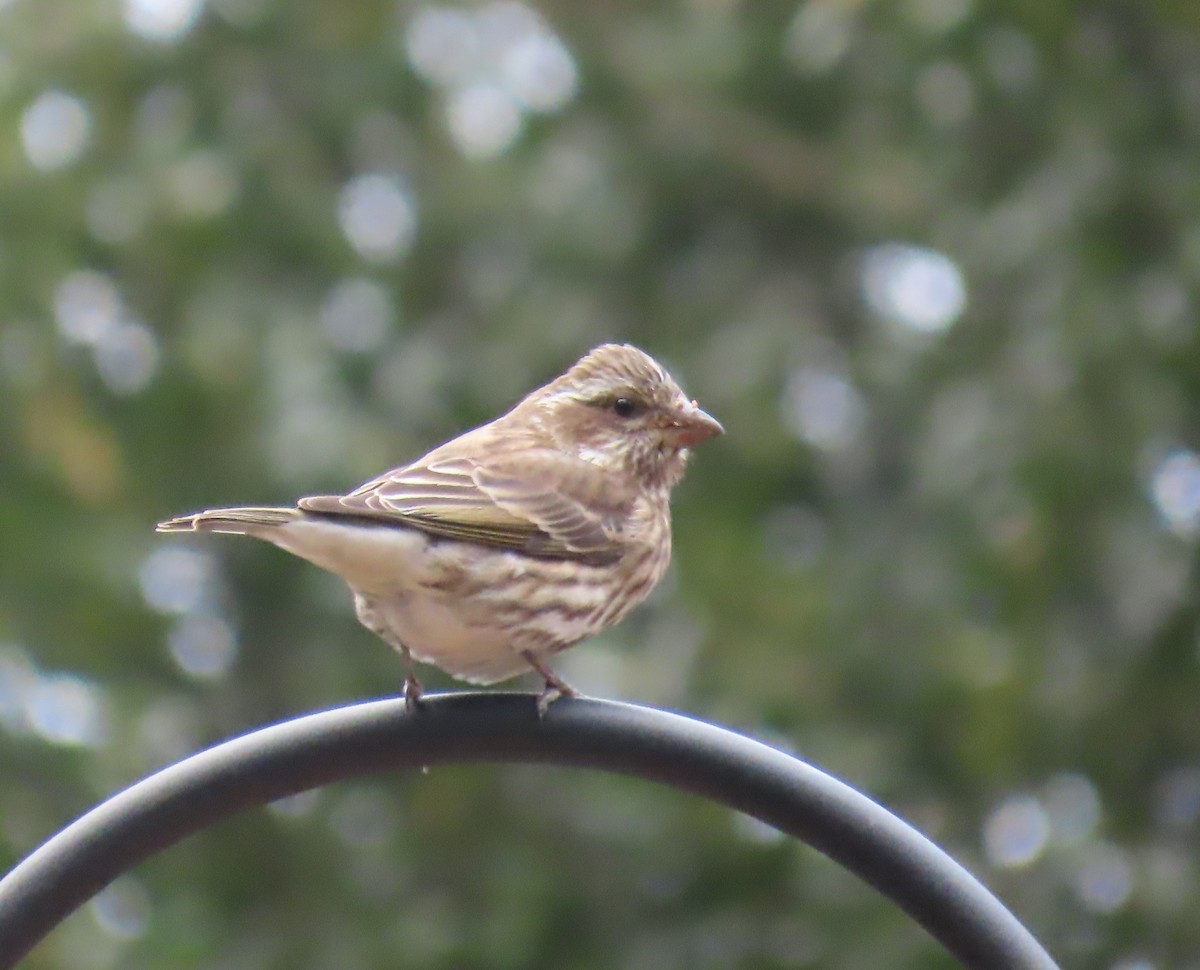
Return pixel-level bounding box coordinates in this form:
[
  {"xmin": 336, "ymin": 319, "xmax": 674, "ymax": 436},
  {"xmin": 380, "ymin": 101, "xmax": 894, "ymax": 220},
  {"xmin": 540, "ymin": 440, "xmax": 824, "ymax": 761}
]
[{"xmin": 612, "ymin": 396, "xmax": 640, "ymax": 418}]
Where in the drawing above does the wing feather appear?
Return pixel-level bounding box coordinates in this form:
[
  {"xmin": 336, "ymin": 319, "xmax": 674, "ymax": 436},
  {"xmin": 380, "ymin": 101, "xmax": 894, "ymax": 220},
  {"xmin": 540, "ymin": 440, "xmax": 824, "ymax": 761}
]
[{"xmin": 297, "ymin": 449, "xmax": 632, "ymax": 564}]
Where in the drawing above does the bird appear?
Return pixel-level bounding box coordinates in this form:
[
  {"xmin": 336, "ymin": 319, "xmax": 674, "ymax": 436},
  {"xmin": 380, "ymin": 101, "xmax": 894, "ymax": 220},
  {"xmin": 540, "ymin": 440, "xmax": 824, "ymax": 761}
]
[{"xmin": 156, "ymin": 343, "xmax": 723, "ymax": 714}]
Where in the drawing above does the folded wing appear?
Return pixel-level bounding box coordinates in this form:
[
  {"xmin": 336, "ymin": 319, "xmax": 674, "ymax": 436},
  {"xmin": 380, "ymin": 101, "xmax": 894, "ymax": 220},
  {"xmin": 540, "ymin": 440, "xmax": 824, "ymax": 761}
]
[{"xmin": 298, "ymin": 452, "xmax": 632, "ymax": 565}]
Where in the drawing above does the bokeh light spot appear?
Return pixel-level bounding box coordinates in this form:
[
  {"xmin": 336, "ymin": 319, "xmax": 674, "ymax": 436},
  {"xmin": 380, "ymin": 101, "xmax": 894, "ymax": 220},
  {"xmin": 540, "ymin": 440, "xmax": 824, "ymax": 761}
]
[
  {"xmin": 21, "ymin": 90, "xmax": 92, "ymax": 171},
  {"xmin": 1076, "ymin": 842, "xmax": 1134, "ymax": 913},
  {"xmin": 338, "ymin": 173, "xmax": 418, "ymax": 263},
  {"xmin": 25, "ymin": 673, "xmax": 110, "ymax": 748},
  {"xmin": 94, "ymin": 319, "xmax": 160, "ymax": 395},
  {"xmin": 167, "ymin": 149, "xmax": 239, "ymax": 219},
  {"xmin": 861, "ymin": 243, "xmax": 966, "ymax": 333},
  {"xmin": 404, "ymin": 2, "xmax": 577, "ymax": 159},
  {"xmin": 1150, "ymin": 449, "xmax": 1200, "ymax": 538},
  {"xmin": 501, "ymin": 28, "xmax": 577, "ymax": 112},
  {"xmin": 781, "ymin": 367, "xmax": 866, "ymax": 451},
  {"xmin": 785, "ymin": 3, "xmax": 854, "ymax": 75},
  {"xmin": 321, "ymin": 277, "xmax": 394, "ymax": 353},
  {"xmin": 1042, "ymin": 772, "xmax": 1101, "ymax": 846},
  {"xmin": 446, "ymin": 82, "xmax": 522, "ymax": 158},
  {"xmin": 90, "ymin": 877, "xmax": 151, "ymax": 940},
  {"xmin": 139, "ymin": 546, "xmax": 218, "ymax": 615},
  {"xmin": 168, "ymin": 615, "xmax": 238, "ymax": 680},
  {"xmin": 983, "ymin": 794, "xmax": 1048, "ymax": 868},
  {"xmin": 54, "ymin": 270, "xmax": 122, "ymax": 345},
  {"xmin": 124, "ymin": 0, "xmax": 205, "ymax": 42},
  {"xmin": 405, "ymin": 6, "xmax": 481, "ymax": 86}
]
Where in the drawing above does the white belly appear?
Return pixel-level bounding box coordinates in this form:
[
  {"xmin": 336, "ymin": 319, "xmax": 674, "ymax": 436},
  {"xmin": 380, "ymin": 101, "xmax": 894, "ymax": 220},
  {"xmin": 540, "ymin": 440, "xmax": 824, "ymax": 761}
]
[
  {"xmin": 358, "ymin": 542, "xmax": 619, "ymax": 684},
  {"xmin": 364, "ymin": 592, "xmax": 533, "ymax": 684},
  {"xmin": 263, "ymin": 516, "xmax": 660, "ymax": 686}
]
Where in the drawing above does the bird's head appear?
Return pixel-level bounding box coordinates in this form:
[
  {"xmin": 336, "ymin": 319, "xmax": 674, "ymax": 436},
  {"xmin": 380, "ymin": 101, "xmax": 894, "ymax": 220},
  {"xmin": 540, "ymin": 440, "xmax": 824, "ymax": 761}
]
[{"xmin": 521, "ymin": 344, "xmax": 723, "ymax": 489}]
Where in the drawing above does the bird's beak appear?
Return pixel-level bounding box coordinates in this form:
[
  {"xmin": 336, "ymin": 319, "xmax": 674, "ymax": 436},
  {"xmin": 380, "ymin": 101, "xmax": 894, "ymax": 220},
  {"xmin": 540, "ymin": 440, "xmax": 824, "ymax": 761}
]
[{"xmin": 665, "ymin": 401, "xmax": 724, "ymax": 447}]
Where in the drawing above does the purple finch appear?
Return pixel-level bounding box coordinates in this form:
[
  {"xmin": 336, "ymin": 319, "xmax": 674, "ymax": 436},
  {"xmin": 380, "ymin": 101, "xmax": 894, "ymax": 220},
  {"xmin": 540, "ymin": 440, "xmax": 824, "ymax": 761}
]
[{"xmin": 157, "ymin": 344, "xmax": 722, "ymax": 713}]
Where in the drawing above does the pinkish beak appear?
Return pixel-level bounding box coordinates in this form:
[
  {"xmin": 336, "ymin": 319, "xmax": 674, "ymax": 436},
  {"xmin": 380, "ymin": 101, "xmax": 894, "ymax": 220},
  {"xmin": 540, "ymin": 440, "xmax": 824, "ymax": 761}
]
[{"xmin": 666, "ymin": 403, "xmax": 724, "ymax": 447}]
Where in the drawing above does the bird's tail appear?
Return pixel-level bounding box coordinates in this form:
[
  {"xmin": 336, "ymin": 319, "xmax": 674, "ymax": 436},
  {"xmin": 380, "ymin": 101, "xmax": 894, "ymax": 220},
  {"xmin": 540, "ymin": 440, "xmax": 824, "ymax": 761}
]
[{"xmin": 155, "ymin": 506, "xmax": 300, "ymax": 536}]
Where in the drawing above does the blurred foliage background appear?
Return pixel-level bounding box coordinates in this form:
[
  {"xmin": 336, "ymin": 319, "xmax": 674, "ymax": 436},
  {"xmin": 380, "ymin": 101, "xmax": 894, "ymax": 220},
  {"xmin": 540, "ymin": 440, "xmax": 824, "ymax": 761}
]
[{"xmin": 2, "ymin": 0, "xmax": 1200, "ymax": 967}]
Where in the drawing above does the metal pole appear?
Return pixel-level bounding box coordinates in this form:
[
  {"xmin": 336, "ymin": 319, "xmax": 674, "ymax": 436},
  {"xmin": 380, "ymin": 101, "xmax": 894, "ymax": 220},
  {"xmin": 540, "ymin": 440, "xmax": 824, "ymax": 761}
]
[{"xmin": 0, "ymin": 694, "xmax": 1060, "ymax": 969}]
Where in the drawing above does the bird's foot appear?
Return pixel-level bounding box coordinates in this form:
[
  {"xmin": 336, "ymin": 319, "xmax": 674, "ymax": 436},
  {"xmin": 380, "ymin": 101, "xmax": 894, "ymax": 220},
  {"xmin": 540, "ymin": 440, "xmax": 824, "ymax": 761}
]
[
  {"xmin": 522, "ymin": 651, "xmax": 578, "ymax": 718},
  {"xmin": 403, "ymin": 673, "xmax": 425, "ymax": 714},
  {"xmin": 535, "ymin": 681, "xmax": 578, "ymax": 718}
]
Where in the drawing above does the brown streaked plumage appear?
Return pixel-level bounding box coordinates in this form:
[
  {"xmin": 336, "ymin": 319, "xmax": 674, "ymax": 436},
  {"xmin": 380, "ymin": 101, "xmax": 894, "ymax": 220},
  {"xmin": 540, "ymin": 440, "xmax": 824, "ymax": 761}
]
[{"xmin": 156, "ymin": 343, "xmax": 722, "ymax": 714}]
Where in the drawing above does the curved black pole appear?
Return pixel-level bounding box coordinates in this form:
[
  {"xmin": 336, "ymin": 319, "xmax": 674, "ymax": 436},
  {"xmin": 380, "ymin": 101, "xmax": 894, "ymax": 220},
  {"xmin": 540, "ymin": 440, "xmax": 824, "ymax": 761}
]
[{"xmin": 0, "ymin": 694, "xmax": 1059, "ymax": 970}]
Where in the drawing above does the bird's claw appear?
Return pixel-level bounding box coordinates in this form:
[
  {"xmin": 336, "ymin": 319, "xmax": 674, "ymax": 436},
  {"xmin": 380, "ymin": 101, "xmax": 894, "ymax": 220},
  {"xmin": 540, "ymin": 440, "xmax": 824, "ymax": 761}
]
[
  {"xmin": 521, "ymin": 650, "xmax": 577, "ymax": 718},
  {"xmin": 535, "ymin": 679, "xmax": 577, "ymax": 718},
  {"xmin": 403, "ymin": 674, "xmax": 425, "ymax": 714}
]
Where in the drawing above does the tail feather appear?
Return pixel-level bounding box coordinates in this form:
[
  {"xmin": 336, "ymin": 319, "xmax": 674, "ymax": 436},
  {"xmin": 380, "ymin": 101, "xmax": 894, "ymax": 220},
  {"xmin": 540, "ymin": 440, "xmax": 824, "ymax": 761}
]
[{"xmin": 156, "ymin": 506, "xmax": 300, "ymax": 535}]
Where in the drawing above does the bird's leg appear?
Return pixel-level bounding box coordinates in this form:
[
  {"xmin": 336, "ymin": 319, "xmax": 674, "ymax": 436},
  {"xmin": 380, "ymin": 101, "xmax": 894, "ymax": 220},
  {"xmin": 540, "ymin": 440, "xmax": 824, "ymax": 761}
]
[
  {"xmin": 400, "ymin": 645, "xmax": 424, "ymax": 713},
  {"xmin": 354, "ymin": 593, "xmax": 423, "ymax": 713},
  {"xmin": 521, "ymin": 650, "xmax": 577, "ymax": 717}
]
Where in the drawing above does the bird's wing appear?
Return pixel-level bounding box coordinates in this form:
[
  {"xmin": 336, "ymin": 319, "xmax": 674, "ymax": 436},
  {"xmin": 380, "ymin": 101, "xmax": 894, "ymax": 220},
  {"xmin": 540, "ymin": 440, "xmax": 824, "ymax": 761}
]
[{"xmin": 297, "ymin": 450, "xmax": 632, "ymax": 564}]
